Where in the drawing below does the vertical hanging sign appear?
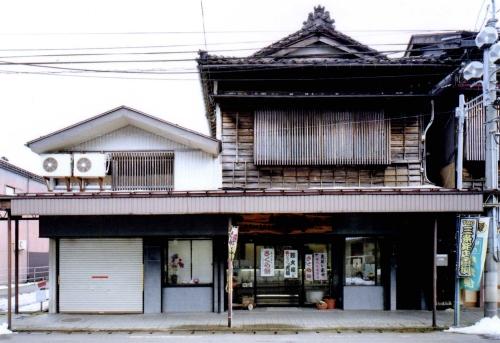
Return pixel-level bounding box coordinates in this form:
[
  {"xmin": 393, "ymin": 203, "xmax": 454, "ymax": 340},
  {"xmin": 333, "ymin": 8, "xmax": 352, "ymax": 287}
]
[
  {"xmin": 457, "ymin": 218, "xmax": 478, "ymax": 277},
  {"xmin": 261, "ymin": 248, "xmax": 275, "ymax": 277},
  {"xmin": 228, "ymin": 225, "xmax": 239, "ymax": 261},
  {"xmin": 313, "ymin": 252, "xmax": 327, "ymax": 281},
  {"xmin": 305, "ymin": 254, "xmax": 314, "ymax": 281},
  {"xmin": 284, "ymin": 250, "xmax": 298, "ymax": 278},
  {"xmin": 462, "ymin": 217, "xmax": 489, "ymax": 290}
]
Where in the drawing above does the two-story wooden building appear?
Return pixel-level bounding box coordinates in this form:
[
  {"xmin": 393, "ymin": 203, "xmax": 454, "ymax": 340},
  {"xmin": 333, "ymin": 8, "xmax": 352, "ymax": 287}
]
[
  {"xmin": 8, "ymin": 6, "xmax": 483, "ymax": 314},
  {"xmin": 196, "ymin": 6, "xmax": 483, "ymax": 310}
]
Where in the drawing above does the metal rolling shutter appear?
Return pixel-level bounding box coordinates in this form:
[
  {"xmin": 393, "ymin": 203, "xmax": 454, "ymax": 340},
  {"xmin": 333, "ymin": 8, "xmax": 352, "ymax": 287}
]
[{"xmin": 59, "ymin": 238, "xmax": 143, "ymax": 313}]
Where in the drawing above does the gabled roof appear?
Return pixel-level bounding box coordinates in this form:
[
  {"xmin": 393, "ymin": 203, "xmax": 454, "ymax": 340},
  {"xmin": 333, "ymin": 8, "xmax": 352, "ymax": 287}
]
[
  {"xmin": 27, "ymin": 106, "xmax": 221, "ymax": 156},
  {"xmin": 197, "ymin": 6, "xmax": 459, "ymax": 137},
  {"xmin": 251, "ymin": 6, "xmax": 382, "ymax": 59}
]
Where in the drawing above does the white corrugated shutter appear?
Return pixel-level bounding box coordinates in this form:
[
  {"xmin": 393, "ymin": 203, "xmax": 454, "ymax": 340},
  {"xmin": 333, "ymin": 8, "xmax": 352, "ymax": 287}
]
[{"xmin": 59, "ymin": 238, "xmax": 143, "ymax": 313}]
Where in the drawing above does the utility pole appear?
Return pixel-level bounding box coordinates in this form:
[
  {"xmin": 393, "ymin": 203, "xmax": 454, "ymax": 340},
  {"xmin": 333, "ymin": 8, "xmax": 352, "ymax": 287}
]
[{"xmin": 483, "ymin": 0, "xmax": 498, "ymax": 319}]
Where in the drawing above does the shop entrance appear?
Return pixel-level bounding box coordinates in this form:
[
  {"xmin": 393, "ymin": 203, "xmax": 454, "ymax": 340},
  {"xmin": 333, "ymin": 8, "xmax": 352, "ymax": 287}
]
[{"xmin": 233, "ymin": 241, "xmax": 332, "ymax": 307}]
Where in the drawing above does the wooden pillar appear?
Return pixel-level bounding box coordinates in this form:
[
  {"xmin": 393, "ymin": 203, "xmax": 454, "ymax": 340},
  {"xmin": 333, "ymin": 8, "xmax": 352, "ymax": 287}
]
[
  {"xmin": 7, "ymin": 211, "xmax": 12, "ymax": 330},
  {"xmin": 432, "ymin": 218, "xmax": 438, "ymax": 328},
  {"xmin": 227, "ymin": 217, "xmax": 233, "ymax": 328},
  {"xmin": 14, "ymin": 219, "xmax": 19, "ymax": 314}
]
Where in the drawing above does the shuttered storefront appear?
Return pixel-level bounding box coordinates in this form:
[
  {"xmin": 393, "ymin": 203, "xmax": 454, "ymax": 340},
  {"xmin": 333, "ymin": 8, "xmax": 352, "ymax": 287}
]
[{"xmin": 59, "ymin": 238, "xmax": 143, "ymax": 313}]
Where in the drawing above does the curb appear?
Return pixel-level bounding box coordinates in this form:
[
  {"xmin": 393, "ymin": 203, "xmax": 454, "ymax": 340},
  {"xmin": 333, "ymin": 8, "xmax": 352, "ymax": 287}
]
[{"xmin": 12, "ymin": 326, "xmax": 447, "ymax": 334}]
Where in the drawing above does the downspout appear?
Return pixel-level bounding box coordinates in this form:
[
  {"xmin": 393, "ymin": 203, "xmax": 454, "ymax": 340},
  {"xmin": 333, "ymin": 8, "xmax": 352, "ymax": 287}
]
[
  {"xmin": 455, "ymin": 95, "xmax": 466, "ymax": 189},
  {"xmin": 422, "ymin": 100, "xmax": 435, "ymax": 184}
]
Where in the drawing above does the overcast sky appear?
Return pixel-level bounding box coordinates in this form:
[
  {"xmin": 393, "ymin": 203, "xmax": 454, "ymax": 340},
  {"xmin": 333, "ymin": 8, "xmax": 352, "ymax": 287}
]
[{"xmin": 0, "ymin": 0, "xmax": 487, "ymax": 174}]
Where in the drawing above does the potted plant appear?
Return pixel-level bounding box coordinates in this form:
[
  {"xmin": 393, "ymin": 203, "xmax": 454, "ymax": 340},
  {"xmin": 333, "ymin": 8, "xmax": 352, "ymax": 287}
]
[
  {"xmin": 323, "ymin": 295, "xmax": 336, "ymax": 309},
  {"xmin": 316, "ymin": 300, "xmax": 328, "ymax": 310},
  {"xmin": 170, "ymin": 253, "xmax": 184, "ymax": 284}
]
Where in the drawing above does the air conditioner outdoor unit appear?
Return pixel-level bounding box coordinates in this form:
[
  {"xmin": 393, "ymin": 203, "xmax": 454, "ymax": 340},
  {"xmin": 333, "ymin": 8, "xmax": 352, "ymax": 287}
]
[
  {"xmin": 40, "ymin": 154, "xmax": 72, "ymax": 177},
  {"xmin": 73, "ymin": 153, "xmax": 107, "ymax": 178}
]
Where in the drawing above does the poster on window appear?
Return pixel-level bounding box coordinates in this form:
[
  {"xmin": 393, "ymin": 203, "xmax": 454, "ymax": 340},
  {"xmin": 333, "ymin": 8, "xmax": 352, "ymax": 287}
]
[
  {"xmin": 284, "ymin": 249, "xmax": 298, "ymax": 278},
  {"xmin": 313, "ymin": 252, "xmax": 327, "ymax": 281},
  {"xmin": 305, "ymin": 254, "xmax": 313, "ymax": 281},
  {"xmin": 261, "ymin": 248, "xmax": 275, "ymax": 277}
]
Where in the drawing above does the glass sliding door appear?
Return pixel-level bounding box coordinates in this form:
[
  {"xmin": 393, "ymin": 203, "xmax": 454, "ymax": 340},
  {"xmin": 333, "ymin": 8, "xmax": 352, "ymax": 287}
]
[
  {"xmin": 256, "ymin": 245, "xmax": 301, "ymax": 305},
  {"xmin": 303, "ymin": 243, "xmax": 331, "ymax": 304}
]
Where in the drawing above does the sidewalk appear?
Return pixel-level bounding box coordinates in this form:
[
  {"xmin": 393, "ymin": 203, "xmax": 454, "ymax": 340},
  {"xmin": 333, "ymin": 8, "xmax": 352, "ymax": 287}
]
[{"xmin": 2, "ymin": 308, "xmax": 483, "ymax": 332}]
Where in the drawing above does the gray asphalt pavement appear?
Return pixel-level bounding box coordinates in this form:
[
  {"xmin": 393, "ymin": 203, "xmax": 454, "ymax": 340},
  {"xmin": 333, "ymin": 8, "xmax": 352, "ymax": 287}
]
[{"xmin": 0, "ymin": 332, "xmax": 498, "ymax": 342}]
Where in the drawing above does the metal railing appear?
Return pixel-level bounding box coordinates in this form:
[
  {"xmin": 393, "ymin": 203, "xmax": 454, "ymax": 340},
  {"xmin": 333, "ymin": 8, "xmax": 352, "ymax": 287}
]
[{"xmin": 0, "ymin": 266, "xmax": 49, "ymax": 286}]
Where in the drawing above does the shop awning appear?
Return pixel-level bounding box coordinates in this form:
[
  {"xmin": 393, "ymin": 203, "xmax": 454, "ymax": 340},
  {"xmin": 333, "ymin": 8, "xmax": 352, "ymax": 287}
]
[{"xmin": 11, "ymin": 188, "xmax": 483, "ymax": 216}]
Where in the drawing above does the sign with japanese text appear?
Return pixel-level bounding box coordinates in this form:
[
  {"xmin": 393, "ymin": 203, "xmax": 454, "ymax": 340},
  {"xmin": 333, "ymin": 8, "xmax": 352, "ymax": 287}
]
[
  {"xmin": 457, "ymin": 218, "xmax": 478, "ymax": 277},
  {"xmin": 260, "ymin": 248, "xmax": 275, "ymax": 277},
  {"xmin": 305, "ymin": 254, "xmax": 313, "ymax": 281},
  {"xmin": 462, "ymin": 217, "xmax": 489, "ymax": 290},
  {"xmin": 228, "ymin": 225, "xmax": 239, "ymax": 261},
  {"xmin": 284, "ymin": 249, "xmax": 298, "ymax": 278},
  {"xmin": 313, "ymin": 252, "xmax": 327, "ymax": 281}
]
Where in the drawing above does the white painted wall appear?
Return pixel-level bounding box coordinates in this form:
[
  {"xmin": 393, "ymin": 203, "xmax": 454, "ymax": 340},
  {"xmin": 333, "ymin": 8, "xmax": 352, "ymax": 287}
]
[
  {"xmin": 57, "ymin": 124, "xmax": 222, "ymax": 192},
  {"xmin": 174, "ymin": 151, "xmax": 221, "ymax": 191},
  {"xmin": 67, "ymin": 125, "xmax": 185, "ymax": 151}
]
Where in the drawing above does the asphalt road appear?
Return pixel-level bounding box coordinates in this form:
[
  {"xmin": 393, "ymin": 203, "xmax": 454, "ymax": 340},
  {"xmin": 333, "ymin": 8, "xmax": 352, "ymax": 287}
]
[{"xmin": 0, "ymin": 332, "xmax": 498, "ymax": 342}]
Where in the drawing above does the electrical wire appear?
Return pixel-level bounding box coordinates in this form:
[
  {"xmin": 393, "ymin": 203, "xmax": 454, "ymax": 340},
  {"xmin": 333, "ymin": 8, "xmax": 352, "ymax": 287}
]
[
  {"xmin": 0, "ymin": 38, "xmax": 477, "ymax": 59},
  {"xmin": 0, "ymin": 29, "xmax": 469, "ymax": 36}
]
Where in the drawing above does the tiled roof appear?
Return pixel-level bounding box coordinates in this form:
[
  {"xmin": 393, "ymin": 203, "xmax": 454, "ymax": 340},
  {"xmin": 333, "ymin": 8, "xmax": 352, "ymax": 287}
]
[
  {"xmin": 199, "ymin": 55, "xmax": 458, "ymax": 67},
  {"xmin": 251, "ymin": 6, "xmax": 381, "ymax": 59}
]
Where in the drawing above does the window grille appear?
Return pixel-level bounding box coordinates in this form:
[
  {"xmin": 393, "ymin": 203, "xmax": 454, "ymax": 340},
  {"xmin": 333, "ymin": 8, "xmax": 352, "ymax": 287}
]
[
  {"xmin": 254, "ymin": 109, "xmax": 390, "ymax": 165},
  {"xmin": 111, "ymin": 152, "xmax": 174, "ymax": 191}
]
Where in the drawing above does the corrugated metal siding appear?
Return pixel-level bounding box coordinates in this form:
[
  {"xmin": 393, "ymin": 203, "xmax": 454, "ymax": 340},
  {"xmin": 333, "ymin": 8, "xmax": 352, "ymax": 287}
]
[
  {"xmin": 67, "ymin": 125, "xmax": 185, "ymax": 151},
  {"xmin": 12, "ymin": 193, "xmax": 483, "ymax": 215},
  {"xmin": 174, "ymin": 151, "xmax": 222, "ymax": 191},
  {"xmin": 59, "ymin": 238, "xmax": 143, "ymax": 313},
  {"xmin": 254, "ymin": 109, "xmax": 390, "ymax": 165}
]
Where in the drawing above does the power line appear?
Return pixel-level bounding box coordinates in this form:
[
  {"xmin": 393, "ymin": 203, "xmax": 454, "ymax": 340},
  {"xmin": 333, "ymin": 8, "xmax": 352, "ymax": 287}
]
[
  {"xmin": 474, "ymin": 0, "xmax": 488, "ymax": 30},
  {"xmin": 0, "ymin": 45, "xmax": 467, "ymax": 66},
  {"xmin": 0, "ymin": 29, "xmax": 468, "ymax": 36},
  {"xmin": 200, "ymin": 0, "xmax": 208, "ymax": 50},
  {"xmin": 0, "ymin": 37, "xmax": 477, "ymax": 59},
  {"xmin": 0, "ymin": 40, "xmax": 274, "ymax": 53}
]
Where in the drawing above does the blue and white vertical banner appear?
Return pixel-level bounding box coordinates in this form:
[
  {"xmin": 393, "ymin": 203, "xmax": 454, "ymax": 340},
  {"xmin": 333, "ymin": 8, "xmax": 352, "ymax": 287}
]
[
  {"xmin": 457, "ymin": 217, "xmax": 478, "ymax": 277},
  {"xmin": 462, "ymin": 217, "xmax": 490, "ymax": 291}
]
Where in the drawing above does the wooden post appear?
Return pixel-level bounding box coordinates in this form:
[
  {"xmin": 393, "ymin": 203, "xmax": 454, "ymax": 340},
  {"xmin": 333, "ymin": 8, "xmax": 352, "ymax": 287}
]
[
  {"xmin": 7, "ymin": 211, "xmax": 12, "ymax": 330},
  {"xmin": 14, "ymin": 218, "xmax": 19, "ymax": 314},
  {"xmin": 227, "ymin": 217, "xmax": 233, "ymax": 328},
  {"xmin": 432, "ymin": 218, "xmax": 437, "ymax": 328},
  {"xmin": 228, "ymin": 258, "xmax": 233, "ymax": 328}
]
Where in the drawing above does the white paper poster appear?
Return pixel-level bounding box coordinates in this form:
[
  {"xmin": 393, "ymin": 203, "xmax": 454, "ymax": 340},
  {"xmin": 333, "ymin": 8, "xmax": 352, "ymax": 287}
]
[
  {"xmin": 261, "ymin": 248, "xmax": 275, "ymax": 277},
  {"xmin": 284, "ymin": 250, "xmax": 298, "ymax": 278},
  {"xmin": 313, "ymin": 252, "xmax": 327, "ymax": 281},
  {"xmin": 305, "ymin": 254, "xmax": 313, "ymax": 281}
]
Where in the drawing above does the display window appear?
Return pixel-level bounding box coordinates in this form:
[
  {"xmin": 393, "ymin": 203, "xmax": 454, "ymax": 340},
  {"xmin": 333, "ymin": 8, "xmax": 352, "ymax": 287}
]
[
  {"xmin": 165, "ymin": 239, "xmax": 213, "ymax": 285},
  {"xmin": 344, "ymin": 237, "xmax": 380, "ymax": 286}
]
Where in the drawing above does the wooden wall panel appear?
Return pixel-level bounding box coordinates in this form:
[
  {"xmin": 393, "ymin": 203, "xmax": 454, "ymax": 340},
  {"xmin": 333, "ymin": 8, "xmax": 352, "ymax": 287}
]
[{"xmin": 222, "ymin": 111, "xmax": 423, "ymax": 189}]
